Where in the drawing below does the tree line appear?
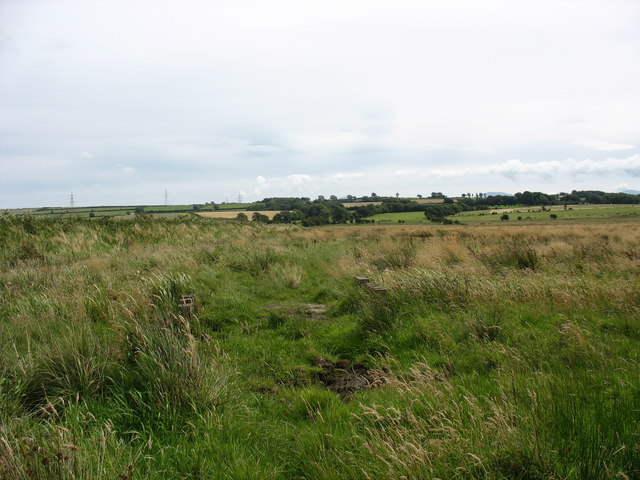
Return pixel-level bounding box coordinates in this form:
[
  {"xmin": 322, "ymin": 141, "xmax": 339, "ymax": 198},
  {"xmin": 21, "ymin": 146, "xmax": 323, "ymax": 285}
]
[{"xmin": 237, "ymin": 190, "xmax": 639, "ymax": 226}]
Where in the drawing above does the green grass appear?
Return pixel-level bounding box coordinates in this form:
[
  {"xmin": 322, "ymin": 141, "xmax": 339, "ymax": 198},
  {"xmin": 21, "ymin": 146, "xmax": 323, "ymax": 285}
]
[
  {"xmin": 454, "ymin": 204, "xmax": 640, "ymax": 224},
  {"xmin": 1, "ymin": 216, "xmax": 639, "ymax": 479},
  {"xmin": 365, "ymin": 210, "xmax": 430, "ymax": 223},
  {"xmin": 13, "ymin": 204, "xmax": 209, "ymax": 218},
  {"xmin": 365, "ymin": 204, "xmax": 640, "ymax": 225},
  {"xmin": 216, "ymin": 202, "xmax": 252, "ymax": 210}
]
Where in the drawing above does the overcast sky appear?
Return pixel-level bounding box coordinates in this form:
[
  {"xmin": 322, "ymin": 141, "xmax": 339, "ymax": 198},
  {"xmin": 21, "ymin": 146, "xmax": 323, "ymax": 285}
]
[{"xmin": 1, "ymin": 0, "xmax": 639, "ymax": 207}]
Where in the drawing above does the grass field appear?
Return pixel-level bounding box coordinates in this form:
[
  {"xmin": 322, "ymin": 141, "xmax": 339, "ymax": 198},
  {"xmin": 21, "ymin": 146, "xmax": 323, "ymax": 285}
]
[
  {"xmin": 18, "ymin": 204, "xmax": 216, "ymax": 218},
  {"xmin": 1, "ymin": 217, "xmax": 639, "ymax": 479},
  {"xmin": 455, "ymin": 204, "xmax": 640, "ymax": 224},
  {"xmin": 365, "ymin": 211, "xmax": 430, "ymax": 223},
  {"xmin": 367, "ymin": 204, "xmax": 640, "ymax": 224}
]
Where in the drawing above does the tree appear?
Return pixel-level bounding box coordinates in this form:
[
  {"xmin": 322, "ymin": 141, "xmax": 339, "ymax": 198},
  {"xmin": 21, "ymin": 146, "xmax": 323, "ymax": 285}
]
[
  {"xmin": 236, "ymin": 212, "xmax": 248, "ymax": 221},
  {"xmin": 550, "ymin": 213, "xmax": 558, "ymax": 220},
  {"xmin": 252, "ymin": 212, "xmax": 269, "ymax": 223},
  {"xmin": 396, "ymin": 192, "xmax": 399, "ymax": 198},
  {"xmin": 329, "ymin": 203, "xmax": 349, "ymax": 223},
  {"xmin": 329, "ymin": 195, "xmax": 338, "ymax": 201},
  {"xmin": 417, "ymin": 194, "xmax": 423, "ymax": 199},
  {"xmin": 317, "ymin": 195, "xmax": 325, "ymax": 201},
  {"xmin": 501, "ymin": 214, "xmax": 509, "ymax": 221}
]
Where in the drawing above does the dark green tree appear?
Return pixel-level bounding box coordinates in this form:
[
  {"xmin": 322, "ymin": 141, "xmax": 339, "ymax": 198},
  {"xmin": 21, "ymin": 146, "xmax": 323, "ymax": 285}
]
[{"xmin": 252, "ymin": 212, "xmax": 269, "ymax": 223}]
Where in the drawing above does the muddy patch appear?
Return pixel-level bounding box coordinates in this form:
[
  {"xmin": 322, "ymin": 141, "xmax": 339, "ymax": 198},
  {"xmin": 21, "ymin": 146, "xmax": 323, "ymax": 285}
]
[
  {"xmin": 298, "ymin": 303, "xmax": 327, "ymax": 318},
  {"xmin": 267, "ymin": 302, "xmax": 327, "ymax": 320},
  {"xmin": 316, "ymin": 357, "xmax": 386, "ymax": 398}
]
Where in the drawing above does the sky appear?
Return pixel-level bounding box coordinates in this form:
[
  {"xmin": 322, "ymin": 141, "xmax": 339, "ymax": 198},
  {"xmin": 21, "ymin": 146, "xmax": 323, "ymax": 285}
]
[{"xmin": 1, "ymin": 0, "xmax": 639, "ymax": 208}]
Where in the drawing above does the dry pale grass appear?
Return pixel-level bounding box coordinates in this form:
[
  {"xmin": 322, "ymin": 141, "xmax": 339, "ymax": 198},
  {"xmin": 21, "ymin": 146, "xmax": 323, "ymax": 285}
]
[{"xmin": 314, "ymin": 222, "xmax": 640, "ymax": 314}]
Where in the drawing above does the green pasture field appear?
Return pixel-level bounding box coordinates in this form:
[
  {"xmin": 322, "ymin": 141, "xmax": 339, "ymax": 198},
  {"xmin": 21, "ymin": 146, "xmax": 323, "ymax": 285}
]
[
  {"xmin": 13, "ymin": 205, "xmax": 205, "ymax": 218},
  {"xmin": 366, "ymin": 204, "xmax": 640, "ymax": 225},
  {"xmin": 29, "ymin": 207, "xmax": 134, "ymax": 218},
  {"xmin": 1, "ymin": 217, "xmax": 638, "ymax": 479},
  {"xmin": 143, "ymin": 205, "xmax": 202, "ymax": 213},
  {"xmin": 455, "ymin": 204, "xmax": 640, "ymax": 224},
  {"xmin": 365, "ymin": 210, "xmax": 429, "ymax": 223},
  {"xmin": 216, "ymin": 202, "xmax": 251, "ymax": 210}
]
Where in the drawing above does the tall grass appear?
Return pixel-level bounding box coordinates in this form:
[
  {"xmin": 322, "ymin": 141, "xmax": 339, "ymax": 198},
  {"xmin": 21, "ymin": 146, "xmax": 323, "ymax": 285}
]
[{"xmin": 1, "ymin": 216, "xmax": 638, "ymax": 478}]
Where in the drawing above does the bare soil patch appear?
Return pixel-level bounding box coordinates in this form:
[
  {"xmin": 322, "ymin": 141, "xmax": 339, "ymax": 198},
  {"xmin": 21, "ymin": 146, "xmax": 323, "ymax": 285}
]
[
  {"xmin": 316, "ymin": 358, "xmax": 387, "ymax": 397},
  {"xmin": 267, "ymin": 302, "xmax": 327, "ymax": 319}
]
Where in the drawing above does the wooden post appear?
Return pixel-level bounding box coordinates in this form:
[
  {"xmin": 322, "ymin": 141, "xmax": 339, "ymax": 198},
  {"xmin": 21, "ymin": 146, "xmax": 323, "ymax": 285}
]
[
  {"xmin": 179, "ymin": 294, "xmax": 196, "ymax": 317},
  {"xmin": 354, "ymin": 276, "xmax": 370, "ymax": 286},
  {"xmin": 367, "ymin": 284, "xmax": 388, "ymax": 295}
]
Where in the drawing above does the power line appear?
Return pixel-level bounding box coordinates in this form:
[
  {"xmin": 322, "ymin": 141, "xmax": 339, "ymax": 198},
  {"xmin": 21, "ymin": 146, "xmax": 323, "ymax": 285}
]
[
  {"xmin": 164, "ymin": 189, "xmax": 168, "ymax": 206},
  {"xmin": 70, "ymin": 192, "xmax": 75, "ymax": 208}
]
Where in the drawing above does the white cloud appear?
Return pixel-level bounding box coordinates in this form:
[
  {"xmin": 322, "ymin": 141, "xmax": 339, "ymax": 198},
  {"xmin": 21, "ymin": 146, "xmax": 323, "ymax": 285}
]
[
  {"xmin": 572, "ymin": 140, "xmax": 635, "ymax": 151},
  {"xmin": 393, "ymin": 154, "xmax": 640, "ymax": 180},
  {"xmin": 80, "ymin": 151, "xmax": 93, "ymax": 159},
  {"xmin": 394, "ymin": 169, "xmax": 417, "ymax": 176},
  {"xmin": 331, "ymin": 172, "xmax": 364, "ymax": 181},
  {"xmin": 464, "ymin": 147, "xmax": 496, "ymax": 154},
  {"xmin": 285, "ymin": 174, "xmax": 312, "ymax": 185}
]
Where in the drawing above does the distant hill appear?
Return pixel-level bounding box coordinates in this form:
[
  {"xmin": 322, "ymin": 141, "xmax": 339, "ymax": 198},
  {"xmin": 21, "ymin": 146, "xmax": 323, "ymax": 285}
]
[
  {"xmin": 484, "ymin": 192, "xmax": 513, "ymax": 197},
  {"xmin": 621, "ymin": 189, "xmax": 640, "ymax": 195}
]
